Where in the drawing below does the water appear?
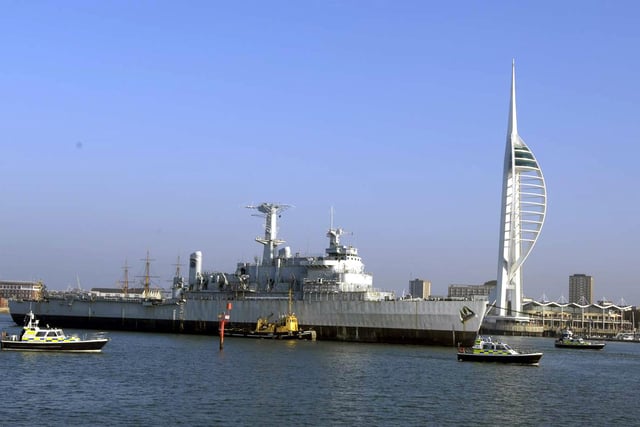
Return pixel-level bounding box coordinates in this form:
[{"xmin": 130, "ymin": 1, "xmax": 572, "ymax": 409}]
[{"xmin": 1, "ymin": 313, "xmax": 639, "ymax": 426}]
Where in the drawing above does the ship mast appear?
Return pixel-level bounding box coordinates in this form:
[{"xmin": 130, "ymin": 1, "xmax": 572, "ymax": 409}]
[
  {"xmin": 247, "ymin": 203, "xmax": 291, "ymax": 265},
  {"xmin": 120, "ymin": 259, "xmax": 130, "ymax": 295},
  {"xmin": 326, "ymin": 207, "xmax": 352, "ymax": 255},
  {"xmin": 173, "ymin": 255, "xmax": 182, "ymax": 278},
  {"xmin": 172, "ymin": 255, "xmax": 184, "ymax": 288},
  {"xmin": 144, "ymin": 252, "xmax": 151, "ymax": 295},
  {"xmin": 137, "ymin": 251, "xmax": 157, "ymax": 297},
  {"xmin": 288, "ymin": 286, "xmax": 293, "ymax": 315}
]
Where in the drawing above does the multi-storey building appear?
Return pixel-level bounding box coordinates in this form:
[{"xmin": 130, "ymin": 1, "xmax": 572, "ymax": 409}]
[
  {"xmin": 0, "ymin": 280, "xmax": 44, "ymax": 307},
  {"xmin": 409, "ymin": 279, "xmax": 431, "ymax": 299},
  {"xmin": 569, "ymin": 274, "xmax": 594, "ymax": 304}
]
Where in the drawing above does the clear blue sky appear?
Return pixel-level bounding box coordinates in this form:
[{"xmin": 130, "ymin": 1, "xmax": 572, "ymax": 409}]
[{"xmin": 2, "ymin": 1, "xmax": 639, "ymax": 304}]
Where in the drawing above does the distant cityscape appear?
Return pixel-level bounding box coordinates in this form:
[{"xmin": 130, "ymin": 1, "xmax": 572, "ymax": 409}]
[
  {"xmin": 448, "ymin": 273, "xmax": 602, "ymax": 304},
  {"xmin": 447, "ymin": 274, "xmax": 635, "ymax": 337},
  {"xmin": 403, "ymin": 273, "xmax": 636, "ymax": 337}
]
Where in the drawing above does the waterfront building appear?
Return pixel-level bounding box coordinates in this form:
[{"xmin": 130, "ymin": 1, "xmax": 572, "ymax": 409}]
[
  {"xmin": 521, "ymin": 300, "xmax": 634, "ymax": 336},
  {"xmin": 409, "ymin": 279, "xmax": 431, "ymax": 299},
  {"xmin": 569, "ymin": 274, "xmax": 594, "ymax": 304},
  {"xmin": 0, "ymin": 280, "xmax": 43, "ymax": 300},
  {"xmin": 0, "ymin": 280, "xmax": 43, "ymax": 308},
  {"xmin": 449, "ymin": 281, "xmax": 495, "ymax": 299},
  {"xmin": 495, "ymin": 61, "xmax": 547, "ymax": 317}
]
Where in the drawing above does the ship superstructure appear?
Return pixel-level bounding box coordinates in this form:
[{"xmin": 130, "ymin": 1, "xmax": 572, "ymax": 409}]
[{"xmin": 186, "ymin": 203, "xmax": 387, "ymax": 300}]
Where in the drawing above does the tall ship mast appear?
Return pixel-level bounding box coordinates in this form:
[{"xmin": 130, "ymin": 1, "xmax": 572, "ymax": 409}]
[{"xmin": 119, "ymin": 259, "xmax": 130, "ymax": 296}]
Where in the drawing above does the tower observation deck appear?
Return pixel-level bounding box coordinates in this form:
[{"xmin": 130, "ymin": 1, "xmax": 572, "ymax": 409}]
[{"xmin": 496, "ymin": 61, "xmax": 547, "ymax": 317}]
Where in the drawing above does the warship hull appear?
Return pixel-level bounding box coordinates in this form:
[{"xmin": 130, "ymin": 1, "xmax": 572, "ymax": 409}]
[
  {"xmin": 8, "ymin": 202, "xmax": 488, "ymax": 346},
  {"xmin": 9, "ymin": 295, "xmax": 486, "ymax": 346}
]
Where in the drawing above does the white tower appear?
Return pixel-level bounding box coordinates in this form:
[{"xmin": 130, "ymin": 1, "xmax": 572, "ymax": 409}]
[{"xmin": 496, "ymin": 61, "xmax": 547, "ymax": 317}]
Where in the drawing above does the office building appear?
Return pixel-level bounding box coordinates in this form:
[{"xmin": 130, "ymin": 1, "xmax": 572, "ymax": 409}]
[{"xmin": 569, "ymin": 274, "xmax": 594, "ymax": 304}]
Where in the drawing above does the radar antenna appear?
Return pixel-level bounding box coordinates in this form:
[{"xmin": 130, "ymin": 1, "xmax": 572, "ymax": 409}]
[{"xmin": 326, "ymin": 207, "xmax": 352, "ymax": 247}]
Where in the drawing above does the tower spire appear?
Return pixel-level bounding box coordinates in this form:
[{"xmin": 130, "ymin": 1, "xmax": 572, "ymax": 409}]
[
  {"xmin": 508, "ymin": 59, "xmax": 518, "ymax": 138},
  {"xmin": 495, "ymin": 61, "xmax": 547, "ymax": 318}
]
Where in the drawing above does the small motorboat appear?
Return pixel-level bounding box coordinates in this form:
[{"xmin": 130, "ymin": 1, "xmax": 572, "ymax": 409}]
[
  {"xmin": 1, "ymin": 311, "xmax": 109, "ymax": 352},
  {"xmin": 457, "ymin": 336, "xmax": 543, "ymax": 365},
  {"xmin": 554, "ymin": 329, "xmax": 605, "ymax": 350}
]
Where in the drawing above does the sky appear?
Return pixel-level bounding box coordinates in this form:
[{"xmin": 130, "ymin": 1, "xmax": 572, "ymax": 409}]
[{"xmin": 1, "ymin": 1, "xmax": 639, "ymax": 304}]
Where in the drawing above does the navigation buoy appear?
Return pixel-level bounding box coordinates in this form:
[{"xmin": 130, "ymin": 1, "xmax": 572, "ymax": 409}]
[{"xmin": 218, "ymin": 303, "xmax": 232, "ymax": 350}]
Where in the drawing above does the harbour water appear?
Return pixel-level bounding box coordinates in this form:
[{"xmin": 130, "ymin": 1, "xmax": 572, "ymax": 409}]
[{"xmin": 1, "ymin": 313, "xmax": 638, "ymax": 426}]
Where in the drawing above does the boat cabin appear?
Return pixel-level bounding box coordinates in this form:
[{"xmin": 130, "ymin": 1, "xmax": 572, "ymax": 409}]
[
  {"xmin": 18, "ymin": 313, "xmax": 79, "ymax": 342},
  {"xmin": 469, "ymin": 336, "xmax": 517, "ymax": 354}
]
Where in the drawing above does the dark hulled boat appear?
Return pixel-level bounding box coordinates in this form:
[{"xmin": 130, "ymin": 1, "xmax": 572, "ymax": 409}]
[
  {"xmin": 457, "ymin": 336, "xmax": 543, "ymax": 365},
  {"xmin": 1, "ymin": 311, "xmax": 109, "ymax": 352},
  {"xmin": 554, "ymin": 329, "xmax": 605, "ymax": 350}
]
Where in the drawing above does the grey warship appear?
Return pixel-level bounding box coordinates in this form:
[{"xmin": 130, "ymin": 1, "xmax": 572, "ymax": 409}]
[{"xmin": 9, "ymin": 203, "xmax": 487, "ymax": 346}]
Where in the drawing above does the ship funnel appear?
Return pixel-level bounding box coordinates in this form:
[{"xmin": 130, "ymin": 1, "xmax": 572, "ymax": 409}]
[{"xmin": 189, "ymin": 251, "xmax": 203, "ymax": 288}]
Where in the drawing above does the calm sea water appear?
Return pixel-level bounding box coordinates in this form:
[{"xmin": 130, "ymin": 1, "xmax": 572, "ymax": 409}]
[{"xmin": 1, "ymin": 313, "xmax": 639, "ymax": 426}]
